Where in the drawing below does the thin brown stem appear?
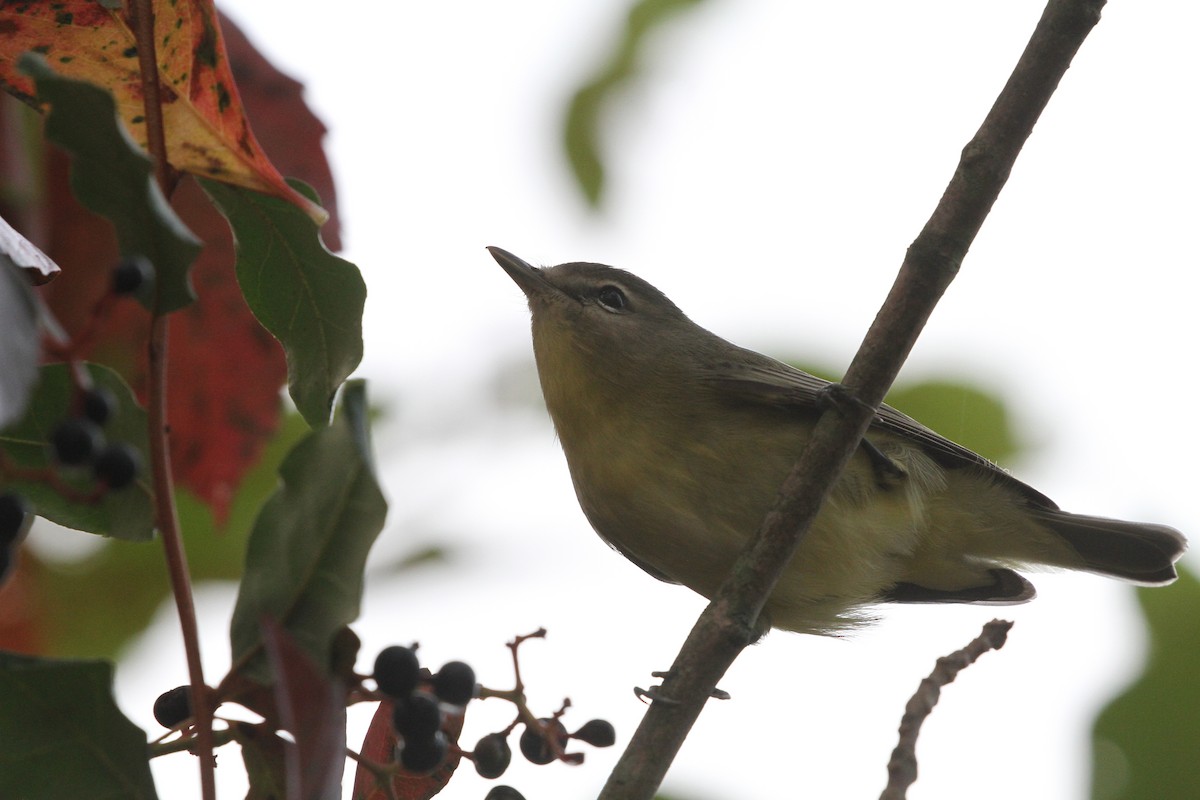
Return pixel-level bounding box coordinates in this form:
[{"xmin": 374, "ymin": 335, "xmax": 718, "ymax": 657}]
[
  {"xmin": 0, "ymin": 457, "xmax": 104, "ymax": 505},
  {"xmin": 879, "ymin": 620, "xmax": 1014, "ymax": 800},
  {"xmin": 506, "ymin": 627, "xmax": 546, "ymax": 690},
  {"xmin": 128, "ymin": 1, "xmax": 215, "ymax": 798},
  {"xmin": 148, "ymin": 317, "xmax": 215, "ymax": 800},
  {"xmin": 130, "ymin": 0, "xmax": 172, "ymax": 193},
  {"xmin": 345, "ymin": 748, "xmax": 400, "ymax": 800},
  {"xmin": 598, "ymin": 1, "xmax": 1106, "ymax": 797}
]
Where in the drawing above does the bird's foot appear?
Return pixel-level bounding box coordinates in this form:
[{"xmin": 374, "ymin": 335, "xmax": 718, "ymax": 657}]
[
  {"xmin": 817, "ymin": 384, "xmax": 906, "ymax": 486},
  {"xmin": 634, "ymin": 671, "xmax": 731, "ymax": 704}
]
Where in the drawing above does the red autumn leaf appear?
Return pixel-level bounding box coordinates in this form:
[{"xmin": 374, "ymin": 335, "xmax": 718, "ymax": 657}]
[
  {"xmin": 0, "ymin": 9, "xmax": 341, "ymax": 660},
  {"xmin": 0, "ymin": 0, "xmax": 326, "ymax": 224},
  {"xmin": 353, "ymin": 699, "xmax": 465, "ymax": 800},
  {"xmin": 10, "ymin": 10, "xmax": 340, "ymax": 523},
  {"xmin": 262, "ymin": 617, "xmax": 348, "ymax": 799}
]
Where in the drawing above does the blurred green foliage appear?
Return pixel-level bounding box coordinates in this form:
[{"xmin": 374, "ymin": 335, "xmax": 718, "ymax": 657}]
[
  {"xmin": 1091, "ymin": 565, "xmax": 1200, "ymax": 800},
  {"xmin": 21, "ymin": 411, "xmax": 309, "ymax": 659},
  {"xmin": 885, "ymin": 378, "xmax": 1019, "ymax": 464},
  {"xmin": 564, "ymin": 0, "xmax": 708, "ymax": 207},
  {"xmin": 790, "ymin": 362, "xmax": 1019, "ymax": 464},
  {"xmin": 0, "ymin": 653, "xmax": 156, "ymax": 798},
  {"xmin": 229, "ymin": 382, "xmax": 386, "ymax": 684},
  {"xmin": 1, "ymin": 363, "xmax": 155, "ymax": 541}
]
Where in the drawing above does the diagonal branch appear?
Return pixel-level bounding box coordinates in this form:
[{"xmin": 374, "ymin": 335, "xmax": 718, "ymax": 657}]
[{"xmin": 597, "ymin": 1, "xmax": 1106, "ymax": 797}]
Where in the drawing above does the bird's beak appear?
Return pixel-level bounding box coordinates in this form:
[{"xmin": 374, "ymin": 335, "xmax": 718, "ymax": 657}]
[{"xmin": 488, "ymin": 246, "xmax": 558, "ymax": 301}]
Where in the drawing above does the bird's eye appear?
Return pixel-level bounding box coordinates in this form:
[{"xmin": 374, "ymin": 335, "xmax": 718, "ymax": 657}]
[{"xmin": 597, "ymin": 286, "xmax": 627, "ymax": 312}]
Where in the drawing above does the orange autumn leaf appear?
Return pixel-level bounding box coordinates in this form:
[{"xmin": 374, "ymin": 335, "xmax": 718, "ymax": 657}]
[
  {"xmin": 0, "ymin": 0, "xmax": 327, "ymax": 224},
  {"xmin": 12, "ymin": 12, "xmax": 340, "ymax": 524}
]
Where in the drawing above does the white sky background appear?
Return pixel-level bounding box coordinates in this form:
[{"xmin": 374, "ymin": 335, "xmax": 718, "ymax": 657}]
[{"xmin": 116, "ymin": 2, "xmax": 1198, "ymax": 799}]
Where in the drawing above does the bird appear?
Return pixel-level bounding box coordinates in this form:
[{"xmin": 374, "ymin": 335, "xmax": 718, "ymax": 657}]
[{"xmin": 489, "ymin": 246, "xmax": 1187, "ymax": 635}]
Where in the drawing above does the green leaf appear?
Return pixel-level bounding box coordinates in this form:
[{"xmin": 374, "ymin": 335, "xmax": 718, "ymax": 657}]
[
  {"xmin": 1091, "ymin": 565, "xmax": 1200, "ymax": 800},
  {"xmin": 0, "ymin": 258, "xmax": 40, "ymax": 429},
  {"xmin": 21, "ymin": 412, "xmax": 310, "ymax": 661},
  {"xmin": 230, "ymin": 381, "xmax": 386, "ymax": 684},
  {"xmin": 563, "ymin": 0, "xmax": 707, "ymax": 207},
  {"xmin": 0, "ymin": 363, "xmax": 154, "ymax": 541},
  {"xmin": 884, "ymin": 378, "xmax": 1018, "ymax": 464},
  {"xmin": 0, "ymin": 652, "xmax": 157, "ymax": 800},
  {"xmin": 199, "ymin": 178, "xmax": 365, "ymax": 428},
  {"xmin": 18, "ymin": 53, "xmax": 201, "ymax": 314}
]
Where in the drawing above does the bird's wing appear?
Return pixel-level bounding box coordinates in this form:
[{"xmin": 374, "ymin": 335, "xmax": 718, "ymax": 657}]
[{"xmin": 698, "ymin": 350, "xmax": 1058, "ymax": 509}]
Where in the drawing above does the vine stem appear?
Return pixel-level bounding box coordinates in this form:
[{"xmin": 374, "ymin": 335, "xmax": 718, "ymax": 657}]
[{"xmin": 128, "ymin": 1, "xmax": 215, "ymax": 798}]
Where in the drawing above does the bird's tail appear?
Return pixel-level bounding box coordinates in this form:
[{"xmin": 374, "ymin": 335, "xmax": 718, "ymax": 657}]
[{"xmin": 1030, "ymin": 509, "xmax": 1187, "ymax": 585}]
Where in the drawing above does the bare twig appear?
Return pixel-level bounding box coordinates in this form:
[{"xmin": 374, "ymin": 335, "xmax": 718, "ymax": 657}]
[
  {"xmin": 476, "ymin": 629, "xmax": 580, "ymax": 763},
  {"xmin": 880, "ymin": 620, "xmax": 1014, "ymax": 800},
  {"xmin": 597, "ymin": 2, "xmax": 1105, "ymax": 797},
  {"xmin": 128, "ymin": 1, "xmax": 215, "ymax": 798}
]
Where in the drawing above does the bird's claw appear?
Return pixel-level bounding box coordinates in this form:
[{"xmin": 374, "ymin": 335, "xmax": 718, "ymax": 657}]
[
  {"xmin": 634, "ymin": 685, "xmax": 678, "ymax": 705},
  {"xmin": 635, "ymin": 671, "xmax": 731, "ymax": 704},
  {"xmin": 817, "ymin": 384, "xmax": 905, "ymax": 486}
]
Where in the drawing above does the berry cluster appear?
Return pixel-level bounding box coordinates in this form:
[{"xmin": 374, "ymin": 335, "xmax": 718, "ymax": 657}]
[
  {"xmin": 460, "ymin": 628, "xmax": 617, "ymax": 796},
  {"xmin": 49, "ymin": 385, "xmax": 141, "ymax": 490},
  {"xmin": 141, "ymin": 628, "xmax": 615, "ymax": 797},
  {"xmin": 373, "ymin": 644, "xmax": 477, "ymax": 775},
  {"xmin": 0, "ymin": 256, "xmax": 153, "ymax": 586},
  {"xmin": 459, "ymin": 711, "xmax": 614, "ymax": 800},
  {"xmin": 471, "ymin": 712, "xmax": 615, "ymax": 779},
  {"xmin": 46, "ymin": 259, "xmax": 148, "ymax": 490}
]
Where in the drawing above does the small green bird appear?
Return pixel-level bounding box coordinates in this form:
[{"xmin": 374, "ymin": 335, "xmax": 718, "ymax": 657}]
[{"xmin": 490, "ymin": 246, "xmax": 1187, "ymax": 635}]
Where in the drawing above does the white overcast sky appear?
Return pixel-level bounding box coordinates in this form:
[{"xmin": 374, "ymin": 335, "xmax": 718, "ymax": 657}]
[{"xmin": 113, "ymin": 2, "xmax": 1198, "ymax": 799}]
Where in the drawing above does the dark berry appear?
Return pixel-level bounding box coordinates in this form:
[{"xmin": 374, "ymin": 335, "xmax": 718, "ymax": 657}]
[
  {"xmin": 51, "ymin": 418, "xmax": 103, "ymax": 465},
  {"xmin": 484, "ymin": 787, "xmax": 527, "ymax": 800},
  {"xmin": 519, "ymin": 718, "xmax": 567, "ymax": 765},
  {"xmin": 112, "ymin": 255, "xmax": 152, "ymax": 295},
  {"xmin": 81, "ymin": 386, "xmax": 117, "ymax": 426},
  {"xmin": 571, "ymin": 718, "xmax": 616, "ymax": 747},
  {"xmin": 93, "ymin": 443, "xmax": 142, "ymax": 489},
  {"xmin": 473, "ymin": 732, "xmax": 512, "ymax": 779},
  {"xmin": 398, "ymin": 730, "xmax": 448, "ymax": 774},
  {"xmin": 374, "ymin": 645, "xmax": 420, "ymax": 698},
  {"xmin": 153, "ymin": 685, "xmax": 192, "ymax": 727},
  {"xmin": 391, "ymin": 691, "xmax": 441, "ymax": 740},
  {"xmin": 0, "ymin": 493, "xmax": 33, "ymax": 547},
  {"xmin": 432, "ymin": 660, "xmax": 476, "ymax": 705}
]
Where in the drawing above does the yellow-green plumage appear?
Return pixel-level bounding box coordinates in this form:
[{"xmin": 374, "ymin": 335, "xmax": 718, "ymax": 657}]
[{"xmin": 492, "ymin": 247, "xmax": 1187, "ymax": 635}]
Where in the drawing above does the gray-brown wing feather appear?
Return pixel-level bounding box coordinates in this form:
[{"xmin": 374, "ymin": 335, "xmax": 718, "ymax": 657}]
[{"xmin": 698, "ymin": 351, "xmax": 1058, "ymax": 510}]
